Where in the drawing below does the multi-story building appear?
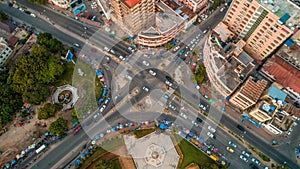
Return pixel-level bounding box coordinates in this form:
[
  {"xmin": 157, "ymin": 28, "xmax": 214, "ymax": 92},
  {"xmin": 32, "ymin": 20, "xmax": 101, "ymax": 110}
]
[
  {"xmin": 230, "ymin": 76, "xmax": 267, "ymax": 111},
  {"xmin": 203, "ymin": 22, "xmax": 255, "ymax": 97},
  {"xmin": 223, "ymin": 0, "xmax": 299, "ymax": 62},
  {"xmin": 110, "ymin": 0, "xmax": 156, "ymax": 36},
  {"xmin": 49, "ymin": 0, "xmax": 70, "ymax": 9},
  {"xmin": 137, "ymin": 1, "xmax": 185, "ymax": 47},
  {"xmin": 178, "ymin": 0, "xmax": 209, "ymax": 14},
  {"xmin": 0, "ymin": 37, "xmax": 12, "ymax": 67}
]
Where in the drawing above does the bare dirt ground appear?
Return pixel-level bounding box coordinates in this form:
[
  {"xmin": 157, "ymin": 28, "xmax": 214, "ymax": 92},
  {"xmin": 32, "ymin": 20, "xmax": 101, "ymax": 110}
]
[{"xmin": 0, "ymin": 104, "xmax": 73, "ymax": 166}]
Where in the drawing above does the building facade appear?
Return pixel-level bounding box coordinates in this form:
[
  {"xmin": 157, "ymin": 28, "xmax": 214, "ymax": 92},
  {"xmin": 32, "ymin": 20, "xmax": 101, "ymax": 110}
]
[
  {"xmin": 223, "ymin": 0, "xmax": 295, "ymax": 62},
  {"xmin": 49, "ymin": 0, "xmax": 70, "ymax": 9},
  {"xmin": 0, "ymin": 37, "xmax": 12, "ymax": 67},
  {"xmin": 230, "ymin": 76, "xmax": 267, "ymax": 111},
  {"xmin": 111, "ymin": 0, "xmax": 156, "ymax": 36},
  {"xmin": 178, "ymin": 0, "xmax": 209, "ymax": 13},
  {"xmin": 203, "ymin": 22, "xmax": 255, "ymax": 97}
]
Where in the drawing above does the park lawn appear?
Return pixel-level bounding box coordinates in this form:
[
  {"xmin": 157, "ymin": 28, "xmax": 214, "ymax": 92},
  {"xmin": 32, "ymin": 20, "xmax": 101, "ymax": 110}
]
[
  {"xmin": 173, "ymin": 134, "xmax": 216, "ymax": 169},
  {"xmin": 133, "ymin": 128, "xmax": 155, "ymax": 138},
  {"xmin": 112, "ymin": 158, "xmax": 122, "ymax": 169},
  {"xmin": 79, "ymin": 147, "xmax": 108, "ymax": 169},
  {"xmin": 95, "ymin": 76, "xmax": 103, "ymax": 100},
  {"xmin": 54, "ymin": 61, "xmax": 75, "ymax": 87},
  {"xmin": 79, "ymin": 135, "xmax": 124, "ymax": 169}
]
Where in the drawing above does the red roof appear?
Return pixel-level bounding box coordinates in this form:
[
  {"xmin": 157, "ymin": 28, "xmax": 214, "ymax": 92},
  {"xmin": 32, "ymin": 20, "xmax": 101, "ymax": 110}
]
[
  {"xmin": 125, "ymin": 0, "xmax": 141, "ymax": 7},
  {"xmin": 263, "ymin": 55, "xmax": 300, "ymax": 94}
]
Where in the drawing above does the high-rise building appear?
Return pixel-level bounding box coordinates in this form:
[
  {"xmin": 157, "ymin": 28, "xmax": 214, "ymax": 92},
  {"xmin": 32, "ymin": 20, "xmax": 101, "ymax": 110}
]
[
  {"xmin": 0, "ymin": 37, "xmax": 12, "ymax": 67},
  {"xmin": 223, "ymin": 0, "xmax": 299, "ymax": 62},
  {"xmin": 230, "ymin": 76, "xmax": 267, "ymax": 111},
  {"xmin": 111, "ymin": 0, "xmax": 156, "ymax": 36}
]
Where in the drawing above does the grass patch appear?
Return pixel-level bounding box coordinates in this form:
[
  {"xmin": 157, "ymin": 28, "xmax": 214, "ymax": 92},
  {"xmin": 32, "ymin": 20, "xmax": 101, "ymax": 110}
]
[
  {"xmin": 95, "ymin": 76, "xmax": 103, "ymax": 100},
  {"xmin": 78, "ymin": 147, "xmax": 108, "ymax": 169},
  {"xmin": 78, "ymin": 135, "xmax": 124, "ymax": 169},
  {"xmin": 133, "ymin": 128, "xmax": 155, "ymax": 138},
  {"xmin": 172, "ymin": 134, "xmax": 219, "ymax": 169},
  {"xmin": 112, "ymin": 158, "xmax": 122, "ymax": 169},
  {"xmin": 54, "ymin": 61, "xmax": 75, "ymax": 87}
]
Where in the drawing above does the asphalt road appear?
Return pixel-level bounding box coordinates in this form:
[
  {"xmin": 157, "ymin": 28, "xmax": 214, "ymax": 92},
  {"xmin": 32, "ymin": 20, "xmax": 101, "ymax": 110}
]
[{"xmin": 4, "ymin": 1, "xmax": 298, "ymax": 168}]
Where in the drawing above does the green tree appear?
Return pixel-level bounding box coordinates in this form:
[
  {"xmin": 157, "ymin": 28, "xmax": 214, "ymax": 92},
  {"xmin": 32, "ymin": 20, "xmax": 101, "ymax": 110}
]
[
  {"xmin": 38, "ymin": 103, "xmax": 62, "ymax": 119},
  {"xmin": 22, "ymin": 84, "xmax": 50, "ymax": 105},
  {"xmin": 70, "ymin": 109, "xmax": 79, "ymax": 122},
  {"xmin": 213, "ymin": 0, "xmax": 222, "ymax": 9},
  {"xmin": 0, "ymin": 71, "xmax": 22, "ymax": 128},
  {"xmin": 37, "ymin": 32, "xmax": 52, "ymax": 45},
  {"xmin": 29, "ymin": 0, "xmax": 48, "ymax": 5},
  {"xmin": 49, "ymin": 117, "xmax": 68, "ymax": 136},
  {"xmin": 9, "ymin": 45, "xmax": 64, "ymax": 99},
  {"xmin": 0, "ymin": 11, "xmax": 8, "ymax": 21},
  {"xmin": 94, "ymin": 160, "xmax": 114, "ymax": 169},
  {"xmin": 165, "ymin": 43, "xmax": 172, "ymax": 50},
  {"xmin": 194, "ymin": 64, "xmax": 206, "ymax": 84}
]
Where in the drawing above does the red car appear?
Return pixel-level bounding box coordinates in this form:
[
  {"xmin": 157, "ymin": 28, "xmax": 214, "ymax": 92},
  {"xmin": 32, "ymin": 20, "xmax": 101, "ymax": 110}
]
[
  {"xmin": 73, "ymin": 125, "xmax": 82, "ymax": 135},
  {"xmin": 85, "ymin": 14, "xmax": 91, "ymax": 19}
]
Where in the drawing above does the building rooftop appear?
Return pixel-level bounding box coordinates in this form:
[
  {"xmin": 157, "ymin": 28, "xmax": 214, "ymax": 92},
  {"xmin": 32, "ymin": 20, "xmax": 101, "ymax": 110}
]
[
  {"xmin": 276, "ymin": 31, "xmax": 300, "ymax": 70},
  {"xmin": 124, "ymin": 0, "xmax": 142, "ymax": 8},
  {"xmin": 140, "ymin": 2, "xmax": 184, "ymax": 35},
  {"xmin": 267, "ymin": 84, "xmax": 287, "ymax": 101},
  {"xmin": 161, "ymin": 0, "xmax": 196, "ymax": 21},
  {"xmin": 238, "ymin": 76, "xmax": 268, "ymax": 102},
  {"xmin": 257, "ymin": 0, "xmax": 300, "ymax": 31},
  {"xmin": 262, "ymin": 55, "xmax": 300, "ymax": 94},
  {"xmin": 284, "ymin": 102, "xmax": 300, "ymax": 118},
  {"xmin": 210, "ymin": 22, "xmax": 256, "ymax": 91}
]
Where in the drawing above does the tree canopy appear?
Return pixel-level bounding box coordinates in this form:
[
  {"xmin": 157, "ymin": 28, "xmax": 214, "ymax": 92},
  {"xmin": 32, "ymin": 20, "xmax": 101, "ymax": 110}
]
[
  {"xmin": 29, "ymin": 0, "xmax": 48, "ymax": 5},
  {"xmin": 49, "ymin": 117, "xmax": 68, "ymax": 136},
  {"xmin": 0, "ymin": 11, "xmax": 8, "ymax": 21},
  {"xmin": 0, "ymin": 71, "xmax": 22, "ymax": 128},
  {"xmin": 38, "ymin": 103, "xmax": 62, "ymax": 120},
  {"xmin": 9, "ymin": 45, "xmax": 64, "ymax": 104},
  {"xmin": 194, "ymin": 64, "xmax": 206, "ymax": 84}
]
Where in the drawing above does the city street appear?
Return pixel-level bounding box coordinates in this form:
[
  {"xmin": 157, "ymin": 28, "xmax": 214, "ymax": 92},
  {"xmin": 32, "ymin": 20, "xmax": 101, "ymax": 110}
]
[{"xmin": 2, "ymin": 1, "xmax": 299, "ymax": 169}]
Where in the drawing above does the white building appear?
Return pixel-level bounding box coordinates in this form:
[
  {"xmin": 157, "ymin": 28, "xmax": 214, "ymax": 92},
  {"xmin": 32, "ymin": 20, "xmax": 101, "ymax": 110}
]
[
  {"xmin": 0, "ymin": 37, "xmax": 12, "ymax": 67},
  {"xmin": 49, "ymin": 0, "xmax": 70, "ymax": 9}
]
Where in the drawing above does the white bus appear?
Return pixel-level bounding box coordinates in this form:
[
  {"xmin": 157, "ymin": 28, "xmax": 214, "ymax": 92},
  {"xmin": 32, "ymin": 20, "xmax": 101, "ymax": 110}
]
[{"xmin": 35, "ymin": 144, "xmax": 47, "ymax": 154}]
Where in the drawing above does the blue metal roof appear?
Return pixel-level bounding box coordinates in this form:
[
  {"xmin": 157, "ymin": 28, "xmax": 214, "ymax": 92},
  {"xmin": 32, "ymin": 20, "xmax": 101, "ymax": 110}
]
[
  {"xmin": 267, "ymin": 85, "xmax": 287, "ymax": 101},
  {"xmin": 279, "ymin": 13, "xmax": 290, "ymax": 24},
  {"xmin": 285, "ymin": 38, "xmax": 294, "ymax": 47}
]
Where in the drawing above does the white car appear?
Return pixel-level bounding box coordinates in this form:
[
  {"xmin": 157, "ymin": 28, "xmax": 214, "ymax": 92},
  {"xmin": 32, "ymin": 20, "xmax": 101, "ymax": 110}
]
[
  {"xmin": 168, "ymin": 104, "xmax": 176, "ymax": 111},
  {"xmin": 203, "ymin": 29, "xmax": 208, "ymax": 34},
  {"xmin": 30, "ymin": 13, "xmax": 37, "ymax": 18},
  {"xmin": 229, "ymin": 141, "xmax": 237, "ymax": 148},
  {"xmin": 104, "ymin": 47, "xmax": 110, "ymax": 51},
  {"xmin": 119, "ymin": 55, "xmax": 126, "ymax": 61},
  {"xmin": 142, "ymin": 60, "xmax": 150, "ymax": 66},
  {"xmin": 144, "ymin": 54, "xmax": 151, "ymax": 58},
  {"xmin": 142, "ymin": 86, "xmax": 149, "ymax": 92},
  {"xmin": 240, "ymin": 155, "xmax": 249, "ymax": 163},
  {"xmin": 173, "ymin": 46, "xmax": 180, "ymax": 51},
  {"xmin": 220, "ymin": 7, "xmax": 225, "ymax": 12},
  {"xmin": 208, "ymin": 125, "xmax": 216, "ymax": 133},
  {"xmin": 99, "ymin": 105, "xmax": 106, "ymax": 112},
  {"xmin": 192, "ymin": 121, "xmax": 199, "ymax": 127},
  {"xmin": 165, "ymin": 80, "xmax": 173, "ymax": 87},
  {"xmin": 180, "ymin": 112, "xmax": 187, "ymax": 119},
  {"xmin": 242, "ymin": 151, "xmax": 251, "ymax": 158},
  {"xmin": 19, "ymin": 7, "xmax": 25, "ymax": 12},
  {"xmin": 73, "ymin": 43, "xmax": 80, "ymax": 48},
  {"xmin": 110, "ymin": 49, "xmax": 115, "ymax": 54},
  {"xmin": 207, "ymin": 131, "xmax": 214, "ymax": 138},
  {"xmin": 149, "ymin": 69, "xmax": 156, "ymax": 76}
]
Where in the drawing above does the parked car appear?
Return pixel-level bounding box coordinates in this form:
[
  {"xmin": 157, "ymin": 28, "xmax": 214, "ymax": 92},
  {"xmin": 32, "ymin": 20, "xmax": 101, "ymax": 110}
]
[
  {"xmin": 240, "ymin": 155, "xmax": 249, "ymax": 163},
  {"xmin": 251, "ymin": 157, "xmax": 261, "ymax": 166},
  {"xmin": 220, "ymin": 7, "xmax": 226, "ymax": 12},
  {"xmin": 165, "ymin": 80, "xmax": 173, "ymax": 87},
  {"xmin": 99, "ymin": 105, "xmax": 106, "ymax": 112},
  {"xmin": 237, "ymin": 124, "xmax": 245, "ymax": 132},
  {"xmin": 207, "ymin": 131, "xmax": 214, "ymax": 138},
  {"xmin": 180, "ymin": 112, "xmax": 188, "ymax": 119},
  {"xmin": 149, "ymin": 69, "xmax": 156, "ymax": 76},
  {"xmin": 104, "ymin": 97, "xmax": 111, "ymax": 104},
  {"xmin": 203, "ymin": 29, "xmax": 208, "ymax": 34},
  {"xmin": 229, "ymin": 141, "xmax": 237, "ymax": 148},
  {"xmin": 73, "ymin": 43, "xmax": 80, "ymax": 48},
  {"xmin": 119, "ymin": 55, "xmax": 126, "ymax": 61},
  {"xmin": 142, "ymin": 86, "xmax": 149, "ymax": 92},
  {"xmin": 192, "ymin": 121, "xmax": 199, "ymax": 127},
  {"xmin": 241, "ymin": 151, "xmax": 250, "ymax": 157}
]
